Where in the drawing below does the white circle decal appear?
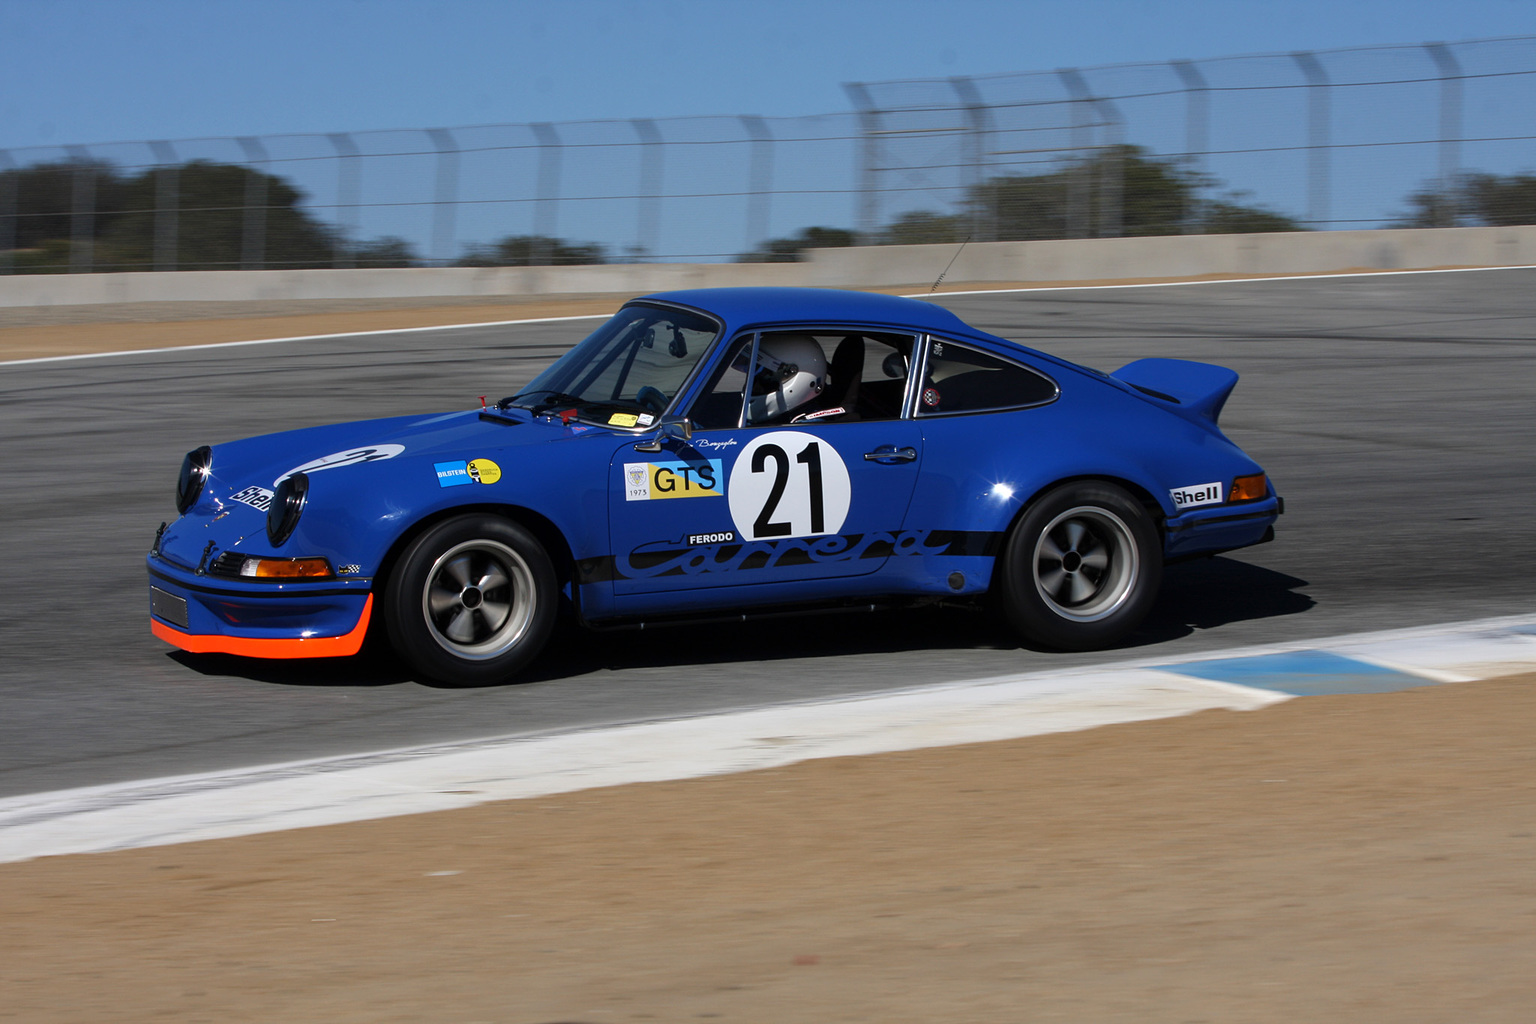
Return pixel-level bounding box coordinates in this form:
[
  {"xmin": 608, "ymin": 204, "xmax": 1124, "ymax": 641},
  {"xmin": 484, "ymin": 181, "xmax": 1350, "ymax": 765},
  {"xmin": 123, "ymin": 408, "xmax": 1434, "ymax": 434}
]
[{"xmin": 728, "ymin": 431, "xmax": 851, "ymax": 541}]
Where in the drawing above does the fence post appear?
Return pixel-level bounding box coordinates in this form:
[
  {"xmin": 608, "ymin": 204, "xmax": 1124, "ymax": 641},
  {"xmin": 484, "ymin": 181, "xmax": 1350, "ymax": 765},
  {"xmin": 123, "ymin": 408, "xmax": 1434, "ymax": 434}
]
[
  {"xmin": 1076, "ymin": 71, "xmax": 1125, "ymax": 238},
  {"xmin": 0, "ymin": 149, "xmax": 15, "ymax": 275},
  {"xmin": 1171, "ymin": 59, "xmax": 1209, "ymax": 233},
  {"xmin": 950, "ymin": 76, "xmax": 995, "ymax": 242},
  {"xmin": 1424, "ymin": 42, "xmax": 1464, "ymax": 226},
  {"xmin": 66, "ymin": 145, "xmax": 95, "ymax": 273},
  {"xmin": 1290, "ymin": 51, "xmax": 1331, "ymax": 229},
  {"xmin": 236, "ymin": 137, "xmax": 269, "ymax": 270},
  {"xmin": 1055, "ymin": 69, "xmax": 1095, "ymax": 238},
  {"xmin": 632, "ymin": 119, "xmax": 663, "ymax": 260},
  {"xmin": 842, "ymin": 82, "xmax": 881, "ymax": 244},
  {"xmin": 531, "ymin": 122, "xmax": 562, "ymax": 265},
  {"xmin": 740, "ymin": 115, "xmax": 773, "ymax": 258},
  {"xmin": 327, "ymin": 133, "xmax": 361, "ymax": 267},
  {"xmin": 426, "ymin": 128, "xmax": 459, "ymax": 266},
  {"xmin": 149, "ymin": 141, "xmax": 178, "ymax": 271}
]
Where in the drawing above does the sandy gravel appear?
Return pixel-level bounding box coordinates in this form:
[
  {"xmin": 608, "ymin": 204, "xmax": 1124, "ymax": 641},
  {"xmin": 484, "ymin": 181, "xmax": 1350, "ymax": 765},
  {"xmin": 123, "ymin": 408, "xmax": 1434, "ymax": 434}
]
[{"xmin": 3, "ymin": 673, "xmax": 1533, "ymax": 1023}]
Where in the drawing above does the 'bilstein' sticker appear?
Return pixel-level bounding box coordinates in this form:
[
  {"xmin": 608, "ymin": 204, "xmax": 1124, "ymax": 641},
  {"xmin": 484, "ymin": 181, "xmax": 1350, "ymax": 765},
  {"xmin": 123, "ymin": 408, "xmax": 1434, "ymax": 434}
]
[
  {"xmin": 1171, "ymin": 481, "xmax": 1224, "ymax": 509},
  {"xmin": 230, "ymin": 485, "xmax": 275, "ymax": 511},
  {"xmin": 436, "ymin": 458, "xmax": 502, "ymax": 487},
  {"xmin": 623, "ymin": 460, "xmax": 724, "ymax": 501}
]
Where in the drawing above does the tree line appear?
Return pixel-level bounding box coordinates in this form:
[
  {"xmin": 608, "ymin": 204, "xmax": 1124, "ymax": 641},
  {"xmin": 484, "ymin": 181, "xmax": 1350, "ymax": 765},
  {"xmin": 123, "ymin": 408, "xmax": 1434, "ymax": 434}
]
[{"xmin": 3, "ymin": 150, "xmax": 1534, "ymax": 272}]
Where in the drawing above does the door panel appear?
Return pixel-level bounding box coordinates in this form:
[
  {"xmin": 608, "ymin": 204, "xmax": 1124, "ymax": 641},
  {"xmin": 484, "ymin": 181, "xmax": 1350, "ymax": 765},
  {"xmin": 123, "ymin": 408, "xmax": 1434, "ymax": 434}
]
[{"xmin": 608, "ymin": 421, "xmax": 923, "ymax": 597}]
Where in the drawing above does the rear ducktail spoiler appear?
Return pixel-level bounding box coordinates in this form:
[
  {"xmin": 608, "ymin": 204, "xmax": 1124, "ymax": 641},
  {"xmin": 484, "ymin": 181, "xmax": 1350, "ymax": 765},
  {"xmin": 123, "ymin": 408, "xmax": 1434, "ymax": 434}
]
[{"xmin": 1111, "ymin": 358, "xmax": 1240, "ymax": 425}]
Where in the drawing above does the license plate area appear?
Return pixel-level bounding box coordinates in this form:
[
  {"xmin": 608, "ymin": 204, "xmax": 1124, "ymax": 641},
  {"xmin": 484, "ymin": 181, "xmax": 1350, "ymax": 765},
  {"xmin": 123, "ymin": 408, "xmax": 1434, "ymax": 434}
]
[{"xmin": 150, "ymin": 586, "xmax": 190, "ymax": 629}]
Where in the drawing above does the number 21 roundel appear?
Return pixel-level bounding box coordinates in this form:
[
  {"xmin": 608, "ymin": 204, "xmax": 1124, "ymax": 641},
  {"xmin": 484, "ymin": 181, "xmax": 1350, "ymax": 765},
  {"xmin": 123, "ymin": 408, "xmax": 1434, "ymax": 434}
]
[{"xmin": 727, "ymin": 431, "xmax": 852, "ymax": 541}]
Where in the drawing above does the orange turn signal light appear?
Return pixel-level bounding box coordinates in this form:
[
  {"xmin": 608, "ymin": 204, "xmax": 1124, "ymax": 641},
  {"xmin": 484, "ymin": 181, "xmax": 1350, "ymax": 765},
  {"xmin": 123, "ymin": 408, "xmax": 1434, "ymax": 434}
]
[
  {"xmin": 239, "ymin": 556, "xmax": 334, "ymax": 579},
  {"xmin": 1230, "ymin": 473, "xmax": 1269, "ymax": 503}
]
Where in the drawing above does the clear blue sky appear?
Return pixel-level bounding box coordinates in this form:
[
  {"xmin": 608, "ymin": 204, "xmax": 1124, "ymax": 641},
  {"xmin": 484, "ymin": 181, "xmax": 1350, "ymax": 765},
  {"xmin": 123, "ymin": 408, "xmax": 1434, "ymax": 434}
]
[
  {"xmin": 3, "ymin": 0, "xmax": 1533, "ymax": 260},
  {"xmin": 2, "ymin": 0, "xmax": 1531, "ymax": 148}
]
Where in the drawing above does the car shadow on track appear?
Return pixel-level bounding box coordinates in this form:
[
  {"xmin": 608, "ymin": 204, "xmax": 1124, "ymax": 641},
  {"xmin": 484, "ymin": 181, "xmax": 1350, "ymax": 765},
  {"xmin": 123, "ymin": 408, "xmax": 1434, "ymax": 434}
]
[
  {"xmin": 165, "ymin": 556, "xmax": 1312, "ymax": 689},
  {"xmin": 1132, "ymin": 556, "xmax": 1313, "ymax": 645}
]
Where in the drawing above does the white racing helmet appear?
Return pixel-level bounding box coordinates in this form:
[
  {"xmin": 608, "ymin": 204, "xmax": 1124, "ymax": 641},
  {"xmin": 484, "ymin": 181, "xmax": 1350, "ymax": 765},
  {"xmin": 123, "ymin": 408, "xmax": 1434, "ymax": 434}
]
[{"xmin": 747, "ymin": 334, "xmax": 826, "ymax": 422}]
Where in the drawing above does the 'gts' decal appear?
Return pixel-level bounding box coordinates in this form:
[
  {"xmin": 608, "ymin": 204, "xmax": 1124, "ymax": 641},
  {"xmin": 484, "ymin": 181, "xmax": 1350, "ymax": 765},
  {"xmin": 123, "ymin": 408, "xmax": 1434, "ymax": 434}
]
[{"xmin": 623, "ymin": 460, "xmax": 723, "ymax": 501}]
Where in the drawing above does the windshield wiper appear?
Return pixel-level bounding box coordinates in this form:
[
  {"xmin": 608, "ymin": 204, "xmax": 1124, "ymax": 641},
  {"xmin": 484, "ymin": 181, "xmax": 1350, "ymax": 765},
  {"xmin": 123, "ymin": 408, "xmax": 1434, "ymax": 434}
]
[{"xmin": 499, "ymin": 389, "xmax": 587, "ymax": 414}]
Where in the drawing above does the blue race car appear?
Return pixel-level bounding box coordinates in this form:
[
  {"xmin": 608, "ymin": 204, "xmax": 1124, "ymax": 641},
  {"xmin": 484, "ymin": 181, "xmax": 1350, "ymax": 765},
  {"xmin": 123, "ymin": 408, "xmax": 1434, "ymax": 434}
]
[{"xmin": 148, "ymin": 287, "xmax": 1282, "ymax": 685}]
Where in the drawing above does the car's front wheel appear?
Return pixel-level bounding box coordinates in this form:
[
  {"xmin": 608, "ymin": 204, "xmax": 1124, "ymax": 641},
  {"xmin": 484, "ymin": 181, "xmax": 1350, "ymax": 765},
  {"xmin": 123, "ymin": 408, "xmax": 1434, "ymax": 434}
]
[
  {"xmin": 384, "ymin": 514, "xmax": 557, "ymax": 685},
  {"xmin": 996, "ymin": 481, "xmax": 1162, "ymax": 651}
]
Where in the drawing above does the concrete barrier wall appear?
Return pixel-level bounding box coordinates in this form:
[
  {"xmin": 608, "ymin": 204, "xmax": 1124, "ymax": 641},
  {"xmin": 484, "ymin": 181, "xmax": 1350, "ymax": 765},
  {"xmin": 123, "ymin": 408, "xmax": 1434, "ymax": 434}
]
[
  {"xmin": 808, "ymin": 225, "xmax": 1536, "ymax": 287},
  {"xmin": 5, "ymin": 226, "xmax": 1536, "ymax": 309}
]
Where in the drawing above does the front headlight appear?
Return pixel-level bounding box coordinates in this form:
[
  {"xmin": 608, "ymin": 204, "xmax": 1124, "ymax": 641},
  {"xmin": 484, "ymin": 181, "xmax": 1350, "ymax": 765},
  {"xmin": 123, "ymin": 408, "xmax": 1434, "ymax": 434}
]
[
  {"xmin": 175, "ymin": 446, "xmax": 212, "ymax": 514},
  {"xmin": 267, "ymin": 472, "xmax": 309, "ymax": 546}
]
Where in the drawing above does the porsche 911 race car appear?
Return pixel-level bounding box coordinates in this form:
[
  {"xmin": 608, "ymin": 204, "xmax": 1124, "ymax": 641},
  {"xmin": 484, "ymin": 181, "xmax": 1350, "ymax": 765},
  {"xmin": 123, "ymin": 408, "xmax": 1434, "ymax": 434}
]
[{"xmin": 147, "ymin": 287, "xmax": 1282, "ymax": 685}]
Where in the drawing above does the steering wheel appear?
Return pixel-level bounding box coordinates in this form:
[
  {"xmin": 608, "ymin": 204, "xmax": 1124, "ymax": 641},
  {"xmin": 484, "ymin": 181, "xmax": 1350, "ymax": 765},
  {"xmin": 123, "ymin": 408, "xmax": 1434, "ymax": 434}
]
[{"xmin": 636, "ymin": 385, "xmax": 667, "ymax": 414}]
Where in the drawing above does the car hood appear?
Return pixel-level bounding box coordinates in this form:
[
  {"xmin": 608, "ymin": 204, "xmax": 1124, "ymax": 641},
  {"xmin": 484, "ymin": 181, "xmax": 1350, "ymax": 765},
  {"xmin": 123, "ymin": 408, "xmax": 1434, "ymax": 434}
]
[{"xmin": 205, "ymin": 408, "xmax": 605, "ymax": 492}]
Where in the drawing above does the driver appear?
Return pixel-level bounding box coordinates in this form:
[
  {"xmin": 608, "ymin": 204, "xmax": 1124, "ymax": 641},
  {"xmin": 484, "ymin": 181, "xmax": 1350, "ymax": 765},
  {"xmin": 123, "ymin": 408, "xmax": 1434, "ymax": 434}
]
[{"xmin": 748, "ymin": 334, "xmax": 841, "ymax": 424}]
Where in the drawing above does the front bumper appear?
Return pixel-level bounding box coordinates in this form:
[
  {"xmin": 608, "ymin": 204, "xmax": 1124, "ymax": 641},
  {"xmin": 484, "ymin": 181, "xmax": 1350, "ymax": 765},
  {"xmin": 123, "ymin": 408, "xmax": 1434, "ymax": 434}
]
[{"xmin": 147, "ymin": 554, "xmax": 374, "ymax": 659}]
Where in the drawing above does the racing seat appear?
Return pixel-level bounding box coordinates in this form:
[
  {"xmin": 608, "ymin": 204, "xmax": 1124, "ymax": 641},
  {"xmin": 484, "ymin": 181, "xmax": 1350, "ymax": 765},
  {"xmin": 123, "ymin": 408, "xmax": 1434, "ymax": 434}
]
[{"xmin": 793, "ymin": 335, "xmax": 864, "ymax": 423}]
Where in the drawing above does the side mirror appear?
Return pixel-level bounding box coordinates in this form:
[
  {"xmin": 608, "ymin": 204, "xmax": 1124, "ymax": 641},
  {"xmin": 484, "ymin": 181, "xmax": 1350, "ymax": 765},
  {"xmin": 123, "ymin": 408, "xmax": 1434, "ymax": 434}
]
[
  {"xmin": 660, "ymin": 416, "xmax": 693, "ymax": 442},
  {"xmin": 633, "ymin": 415, "xmax": 693, "ymax": 452}
]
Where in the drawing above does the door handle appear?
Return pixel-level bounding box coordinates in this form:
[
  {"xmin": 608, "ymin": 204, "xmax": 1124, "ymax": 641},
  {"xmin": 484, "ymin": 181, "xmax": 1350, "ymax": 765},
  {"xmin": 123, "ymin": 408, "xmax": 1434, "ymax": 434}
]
[{"xmin": 864, "ymin": 445, "xmax": 918, "ymax": 463}]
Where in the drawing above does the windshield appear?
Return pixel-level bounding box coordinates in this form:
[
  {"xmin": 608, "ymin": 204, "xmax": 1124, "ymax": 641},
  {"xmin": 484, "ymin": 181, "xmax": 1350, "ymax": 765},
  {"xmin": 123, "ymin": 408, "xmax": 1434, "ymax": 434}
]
[{"xmin": 505, "ymin": 303, "xmax": 720, "ymax": 424}]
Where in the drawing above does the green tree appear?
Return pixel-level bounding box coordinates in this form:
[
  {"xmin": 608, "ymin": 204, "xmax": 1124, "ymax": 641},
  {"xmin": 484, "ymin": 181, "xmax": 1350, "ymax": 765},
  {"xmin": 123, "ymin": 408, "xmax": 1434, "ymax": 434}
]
[
  {"xmin": 348, "ymin": 236, "xmax": 418, "ymax": 267},
  {"xmin": 967, "ymin": 145, "xmax": 1298, "ymax": 239},
  {"xmin": 879, "ymin": 211, "xmax": 966, "ymax": 245},
  {"xmin": 737, "ymin": 225, "xmax": 856, "ymax": 262},
  {"xmin": 99, "ymin": 161, "xmax": 336, "ymax": 270},
  {"xmin": 1, "ymin": 160, "xmax": 125, "ymax": 271},
  {"xmin": 1399, "ymin": 171, "xmax": 1536, "ymax": 228},
  {"xmin": 457, "ymin": 235, "xmax": 607, "ymax": 266},
  {"xmin": 2, "ymin": 159, "xmax": 339, "ymax": 271}
]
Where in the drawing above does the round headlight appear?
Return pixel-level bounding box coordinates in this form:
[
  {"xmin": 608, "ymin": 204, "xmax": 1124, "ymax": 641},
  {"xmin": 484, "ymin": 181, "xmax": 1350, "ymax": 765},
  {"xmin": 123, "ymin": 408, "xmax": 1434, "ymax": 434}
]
[
  {"xmin": 267, "ymin": 472, "xmax": 309, "ymax": 547},
  {"xmin": 176, "ymin": 446, "xmax": 212, "ymax": 514}
]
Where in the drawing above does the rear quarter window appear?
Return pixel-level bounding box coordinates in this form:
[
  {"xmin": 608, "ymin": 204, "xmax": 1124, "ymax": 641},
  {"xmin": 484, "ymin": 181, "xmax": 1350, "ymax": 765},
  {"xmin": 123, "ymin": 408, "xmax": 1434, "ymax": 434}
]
[{"xmin": 917, "ymin": 338, "xmax": 1059, "ymax": 416}]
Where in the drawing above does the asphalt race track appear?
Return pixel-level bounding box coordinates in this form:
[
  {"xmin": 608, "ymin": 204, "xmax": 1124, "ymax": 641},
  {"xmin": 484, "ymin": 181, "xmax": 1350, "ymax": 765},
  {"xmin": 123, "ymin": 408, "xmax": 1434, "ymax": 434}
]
[{"xmin": 3, "ymin": 270, "xmax": 1533, "ymax": 799}]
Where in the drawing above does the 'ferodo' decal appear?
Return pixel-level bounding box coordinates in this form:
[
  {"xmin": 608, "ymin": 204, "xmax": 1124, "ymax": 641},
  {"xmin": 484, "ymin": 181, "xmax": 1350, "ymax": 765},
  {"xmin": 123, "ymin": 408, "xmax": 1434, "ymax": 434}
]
[
  {"xmin": 275, "ymin": 444, "xmax": 405, "ymax": 484},
  {"xmin": 727, "ymin": 430, "xmax": 850, "ymax": 541}
]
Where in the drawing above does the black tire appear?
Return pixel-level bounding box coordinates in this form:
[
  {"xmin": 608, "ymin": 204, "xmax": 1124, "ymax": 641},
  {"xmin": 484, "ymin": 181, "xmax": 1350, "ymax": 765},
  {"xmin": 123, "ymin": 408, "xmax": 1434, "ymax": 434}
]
[
  {"xmin": 384, "ymin": 514, "xmax": 558, "ymax": 686},
  {"xmin": 996, "ymin": 482, "xmax": 1162, "ymax": 651}
]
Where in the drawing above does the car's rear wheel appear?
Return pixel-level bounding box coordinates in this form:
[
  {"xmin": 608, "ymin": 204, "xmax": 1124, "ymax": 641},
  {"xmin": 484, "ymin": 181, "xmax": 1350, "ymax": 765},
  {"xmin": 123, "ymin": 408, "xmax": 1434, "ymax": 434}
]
[
  {"xmin": 385, "ymin": 514, "xmax": 557, "ymax": 685},
  {"xmin": 997, "ymin": 482, "xmax": 1161, "ymax": 651}
]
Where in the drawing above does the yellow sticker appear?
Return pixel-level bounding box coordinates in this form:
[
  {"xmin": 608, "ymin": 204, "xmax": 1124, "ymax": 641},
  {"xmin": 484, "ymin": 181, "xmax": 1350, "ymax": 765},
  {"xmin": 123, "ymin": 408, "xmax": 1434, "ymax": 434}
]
[
  {"xmin": 608, "ymin": 412, "xmax": 639, "ymax": 428},
  {"xmin": 467, "ymin": 458, "xmax": 502, "ymax": 484}
]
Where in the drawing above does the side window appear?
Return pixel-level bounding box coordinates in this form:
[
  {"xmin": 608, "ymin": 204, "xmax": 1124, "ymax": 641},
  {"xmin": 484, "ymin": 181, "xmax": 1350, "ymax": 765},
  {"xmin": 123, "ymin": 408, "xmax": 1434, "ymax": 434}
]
[
  {"xmin": 688, "ymin": 335, "xmax": 754, "ymax": 430},
  {"xmin": 694, "ymin": 330, "xmax": 916, "ymax": 429},
  {"xmin": 916, "ymin": 338, "xmax": 1058, "ymax": 416}
]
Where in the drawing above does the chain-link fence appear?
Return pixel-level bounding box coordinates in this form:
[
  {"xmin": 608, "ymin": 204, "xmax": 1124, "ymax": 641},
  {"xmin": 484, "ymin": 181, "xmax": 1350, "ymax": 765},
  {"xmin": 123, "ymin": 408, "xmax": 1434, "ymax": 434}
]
[{"xmin": 3, "ymin": 34, "xmax": 1536, "ymax": 274}]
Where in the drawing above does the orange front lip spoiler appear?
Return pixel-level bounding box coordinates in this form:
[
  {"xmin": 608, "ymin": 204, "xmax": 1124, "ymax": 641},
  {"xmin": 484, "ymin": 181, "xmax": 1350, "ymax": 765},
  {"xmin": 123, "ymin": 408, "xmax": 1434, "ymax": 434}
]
[{"xmin": 151, "ymin": 594, "xmax": 373, "ymax": 659}]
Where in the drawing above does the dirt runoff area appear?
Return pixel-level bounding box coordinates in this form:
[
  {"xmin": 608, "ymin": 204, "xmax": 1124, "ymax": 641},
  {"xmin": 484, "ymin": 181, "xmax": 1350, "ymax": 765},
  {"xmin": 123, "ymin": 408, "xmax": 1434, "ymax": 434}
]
[{"xmin": 3, "ymin": 673, "xmax": 1534, "ymax": 1023}]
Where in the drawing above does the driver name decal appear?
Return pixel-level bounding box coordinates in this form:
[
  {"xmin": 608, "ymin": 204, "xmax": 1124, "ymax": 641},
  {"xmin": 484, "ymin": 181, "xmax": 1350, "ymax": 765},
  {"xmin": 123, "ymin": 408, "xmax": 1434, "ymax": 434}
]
[{"xmin": 623, "ymin": 460, "xmax": 724, "ymax": 501}]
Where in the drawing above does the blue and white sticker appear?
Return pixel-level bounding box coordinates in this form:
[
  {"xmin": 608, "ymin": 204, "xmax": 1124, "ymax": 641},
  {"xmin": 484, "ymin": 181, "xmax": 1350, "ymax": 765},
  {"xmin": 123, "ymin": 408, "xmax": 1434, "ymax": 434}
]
[{"xmin": 1171, "ymin": 481, "xmax": 1224, "ymax": 509}]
